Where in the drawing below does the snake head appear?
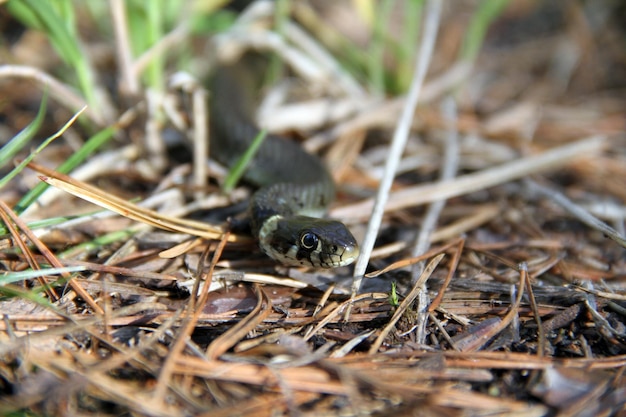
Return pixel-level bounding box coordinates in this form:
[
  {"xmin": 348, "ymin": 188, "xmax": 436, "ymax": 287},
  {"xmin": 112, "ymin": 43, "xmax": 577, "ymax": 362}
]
[{"xmin": 258, "ymin": 215, "xmax": 359, "ymax": 268}]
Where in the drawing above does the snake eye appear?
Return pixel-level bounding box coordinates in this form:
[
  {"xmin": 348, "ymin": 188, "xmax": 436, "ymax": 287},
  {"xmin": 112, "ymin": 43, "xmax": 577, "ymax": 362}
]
[{"xmin": 300, "ymin": 232, "xmax": 319, "ymax": 250}]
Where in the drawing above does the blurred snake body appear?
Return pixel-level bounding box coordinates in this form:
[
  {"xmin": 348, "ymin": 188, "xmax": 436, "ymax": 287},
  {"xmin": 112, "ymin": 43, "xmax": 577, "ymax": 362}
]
[{"xmin": 209, "ymin": 55, "xmax": 359, "ymax": 268}]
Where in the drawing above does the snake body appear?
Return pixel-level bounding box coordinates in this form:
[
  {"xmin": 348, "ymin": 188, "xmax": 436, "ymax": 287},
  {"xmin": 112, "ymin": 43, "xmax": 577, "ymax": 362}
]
[{"xmin": 209, "ymin": 54, "xmax": 359, "ymax": 268}]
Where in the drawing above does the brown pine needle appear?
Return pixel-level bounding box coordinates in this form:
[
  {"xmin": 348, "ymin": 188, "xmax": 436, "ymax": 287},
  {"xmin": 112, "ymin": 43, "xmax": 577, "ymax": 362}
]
[{"xmin": 29, "ymin": 161, "xmax": 237, "ymax": 242}]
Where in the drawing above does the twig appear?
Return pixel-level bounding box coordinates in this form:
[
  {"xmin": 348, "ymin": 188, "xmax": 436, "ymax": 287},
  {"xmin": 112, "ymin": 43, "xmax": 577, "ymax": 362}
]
[
  {"xmin": 351, "ymin": 0, "xmax": 443, "ymax": 296},
  {"xmin": 524, "ymin": 179, "xmax": 626, "ymax": 249},
  {"xmin": 132, "ymin": 23, "xmax": 190, "ymax": 80},
  {"xmin": 332, "ymin": 135, "xmax": 608, "ymax": 221},
  {"xmin": 192, "ymin": 86, "xmax": 209, "ymax": 201},
  {"xmin": 0, "ymin": 65, "xmax": 105, "ymax": 125}
]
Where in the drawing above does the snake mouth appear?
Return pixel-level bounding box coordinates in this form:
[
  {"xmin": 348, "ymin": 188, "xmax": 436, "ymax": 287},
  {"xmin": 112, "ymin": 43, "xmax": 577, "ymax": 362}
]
[{"xmin": 333, "ymin": 242, "xmax": 360, "ymax": 268}]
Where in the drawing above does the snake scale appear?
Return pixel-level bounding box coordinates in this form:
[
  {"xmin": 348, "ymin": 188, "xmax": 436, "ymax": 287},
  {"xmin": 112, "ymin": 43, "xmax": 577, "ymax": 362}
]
[{"xmin": 208, "ymin": 53, "xmax": 359, "ymax": 268}]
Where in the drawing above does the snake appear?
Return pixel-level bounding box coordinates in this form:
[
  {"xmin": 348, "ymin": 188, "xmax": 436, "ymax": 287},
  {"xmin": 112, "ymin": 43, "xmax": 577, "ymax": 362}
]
[{"xmin": 208, "ymin": 53, "xmax": 359, "ymax": 268}]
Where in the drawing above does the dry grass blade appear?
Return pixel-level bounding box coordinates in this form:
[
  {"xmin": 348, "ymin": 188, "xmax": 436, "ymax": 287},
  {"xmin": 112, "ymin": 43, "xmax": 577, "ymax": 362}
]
[
  {"xmin": 29, "ymin": 161, "xmax": 235, "ymax": 242},
  {"xmin": 366, "ymin": 238, "xmax": 461, "ymax": 277},
  {"xmin": 428, "ymin": 238, "xmax": 465, "ymax": 313}
]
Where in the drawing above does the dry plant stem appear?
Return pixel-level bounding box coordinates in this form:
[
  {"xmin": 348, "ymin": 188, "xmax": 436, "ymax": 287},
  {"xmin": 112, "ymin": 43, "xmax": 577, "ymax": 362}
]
[
  {"xmin": 145, "ymin": 90, "xmax": 168, "ymax": 172},
  {"xmin": 131, "ymin": 23, "xmax": 189, "ymax": 78},
  {"xmin": 314, "ymin": 283, "xmax": 336, "ymax": 317},
  {"xmin": 192, "ymin": 86, "xmax": 209, "ymax": 201},
  {"xmin": 411, "ymin": 97, "xmax": 460, "ymax": 345},
  {"xmin": 218, "ymin": 3, "xmax": 357, "ymax": 96},
  {"xmin": 110, "ymin": 0, "xmax": 139, "ymax": 95},
  {"xmin": 0, "ymin": 200, "xmax": 103, "ymax": 315},
  {"xmin": 215, "ymin": 28, "xmax": 320, "ymax": 83},
  {"xmin": 330, "ymin": 330, "xmax": 376, "ymax": 358},
  {"xmin": 369, "ymin": 253, "xmax": 445, "ymax": 354},
  {"xmin": 96, "ymin": 235, "xmax": 148, "ymax": 341},
  {"xmin": 173, "ymin": 357, "xmax": 352, "ymax": 396},
  {"xmin": 428, "ymin": 238, "xmax": 465, "ymax": 312},
  {"xmin": 0, "ymin": 65, "xmax": 105, "ymax": 125},
  {"xmin": 429, "ymin": 311, "xmax": 459, "ymax": 351},
  {"xmin": 48, "ymin": 358, "xmax": 179, "ymax": 417},
  {"xmin": 576, "ymin": 286, "xmax": 626, "ymax": 302},
  {"xmin": 189, "ymin": 242, "xmax": 215, "ymax": 312},
  {"xmin": 525, "ymin": 179, "xmax": 626, "ymax": 249},
  {"xmin": 430, "ymin": 206, "xmax": 500, "ymax": 241},
  {"xmin": 582, "ymin": 282, "xmax": 623, "ymax": 340},
  {"xmin": 351, "ymin": 0, "xmax": 443, "ymax": 297},
  {"xmin": 132, "ymin": 22, "xmax": 189, "ymax": 79},
  {"xmin": 524, "ymin": 274, "xmax": 546, "ymax": 357},
  {"xmin": 333, "ymin": 135, "xmax": 608, "ymax": 221},
  {"xmin": 368, "ymin": 205, "xmax": 498, "ymax": 260}
]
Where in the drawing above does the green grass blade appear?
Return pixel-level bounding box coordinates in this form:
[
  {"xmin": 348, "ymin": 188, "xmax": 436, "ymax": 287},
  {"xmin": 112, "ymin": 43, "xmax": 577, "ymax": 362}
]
[
  {"xmin": 461, "ymin": 0, "xmax": 512, "ymax": 62},
  {"xmin": 9, "ymin": 0, "xmax": 80, "ymax": 64},
  {"xmin": 222, "ymin": 129, "xmax": 268, "ymax": 193},
  {"xmin": 0, "ymin": 266, "xmax": 87, "ymax": 285},
  {"xmin": 368, "ymin": 0, "xmax": 396, "ymax": 95},
  {"xmin": 7, "ymin": 0, "xmax": 99, "ymax": 112},
  {"xmin": 58, "ymin": 228, "xmax": 137, "ymax": 259},
  {"xmin": 0, "ymin": 91, "xmax": 47, "ymax": 168},
  {"xmin": 0, "ymin": 210, "xmax": 105, "ymax": 237},
  {"xmin": 14, "ymin": 124, "xmax": 118, "ymax": 214},
  {"xmin": 4, "ymin": 0, "xmax": 41, "ymax": 30},
  {"xmin": 54, "ymin": 0, "xmax": 77, "ymax": 38},
  {"xmin": 145, "ymin": 1, "xmax": 165, "ymax": 90},
  {"xmin": 0, "ymin": 283, "xmax": 73, "ymax": 323},
  {"xmin": 395, "ymin": 0, "xmax": 424, "ymax": 92},
  {"xmin": 0, "ymin": 284, "xmax": 58, "ymax": 309},
  {"xmin": 0, "ymin": 106, "xmax": 85, "ymax": 191}
]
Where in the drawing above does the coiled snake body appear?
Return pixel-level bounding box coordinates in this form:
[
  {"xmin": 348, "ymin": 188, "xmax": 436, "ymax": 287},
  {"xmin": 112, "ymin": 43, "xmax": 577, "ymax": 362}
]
[{"xmin": 209, "ymin": 55, "xmax": 359, "ymax": 268}]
